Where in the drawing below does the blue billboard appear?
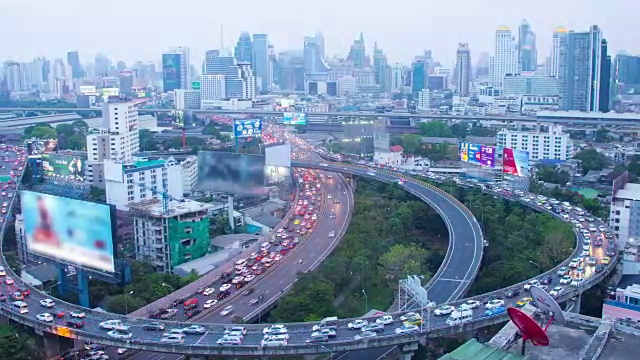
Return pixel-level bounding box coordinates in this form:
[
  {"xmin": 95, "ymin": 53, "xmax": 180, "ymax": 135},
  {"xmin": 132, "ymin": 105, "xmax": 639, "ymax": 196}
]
[
  {"xmin": 21, "ymin": 191, "xmax": 115, "ymax": 273},
  {"xmin": 162, "ymin": 54, "xmax": 182, "ymax": 92},
  {"xmin": 283, "ymin": 112, "xmax": 307, "ymax": 125},
  {"xmin": 234, "ymin": 119, "xmax": 263, "ymax": 138},
  {"xmin": 459, "ymin": 142, "xmax": 495, "ymax": 168},
  {"xmin": 503, "ymin": 148, "xmax": 530, "ymax": 177}
]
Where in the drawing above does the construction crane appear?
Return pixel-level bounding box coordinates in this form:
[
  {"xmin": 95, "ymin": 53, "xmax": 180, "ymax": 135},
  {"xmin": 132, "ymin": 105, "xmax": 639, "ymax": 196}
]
[{"xmin": 132, "ymin": 177, "xmax": 184, "ymax": 215}]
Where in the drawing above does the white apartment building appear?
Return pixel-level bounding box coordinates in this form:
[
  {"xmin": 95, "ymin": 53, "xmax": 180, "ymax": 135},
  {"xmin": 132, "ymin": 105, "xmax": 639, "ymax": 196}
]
[
  {"xmin": 200, "ymin": 75, "xmax": 225, "ymax": 109},
  {"xmin": 496, "ymin": 125, "xmax": 574, "ymax": 161},
  {"xmin": 85, "ymin": 99, "xmax": 140, "ymax": 187},
  {"xmin": 237, "ymin": 62, "xmax": 257, "ymax": 100},
  {"xmin": 104, "ymin": 157, "xmax": 183, "ymax": 211},
  {"xmin": 489, "ymin": 26, "xmax": 519, "ymax": 88},
  {"xmin": 180, "ymin": 155, "xmax": 198, "ymax": 196},
  {"xmin": 337, "ymin": 76, "xmax": 357, "ymax": 96},
  {"xmin": 417, "ymin": 89, "xmax": 431, "ymax": 110},
  {"xmin": 547, "ymin": 27, "xmax": 568, "ymax": 77},
  {"xmin": 503, "ymin": 74, "xmax": 559, "ymax": 97},
  {"xmin": 610, "ymin": 183, "xmax": 640, "ymax": 247},
  {"xmin": 174, "ymin": 89, "xmax": 201, "ymax": 110},
  {"xmin": 390, "ymin": 64, "xmax": 404, "ymax": 93}
]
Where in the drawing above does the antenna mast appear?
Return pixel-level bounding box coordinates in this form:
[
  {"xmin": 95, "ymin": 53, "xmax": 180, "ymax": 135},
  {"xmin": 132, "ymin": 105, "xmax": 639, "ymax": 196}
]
[{"xmin": 220, "ymin": 24, "xmax": 224, "ymax": 50}]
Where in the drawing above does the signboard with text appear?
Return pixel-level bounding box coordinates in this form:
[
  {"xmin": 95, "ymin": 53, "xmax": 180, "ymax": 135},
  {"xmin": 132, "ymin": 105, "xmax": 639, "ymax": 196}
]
[{"xmin": 459, "ymin": 142, "xmax": 495, "ymax": 167}]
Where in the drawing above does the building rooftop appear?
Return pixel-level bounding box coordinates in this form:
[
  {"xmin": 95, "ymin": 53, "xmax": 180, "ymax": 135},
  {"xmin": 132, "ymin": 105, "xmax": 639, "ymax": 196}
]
[
  {"xmin": 128, "ymin": 198, "xmax": 213, "ymax": 218},
  {"xmin": 616, "ymin": 183, "xmax": 640, "ymax": 201},
  {"xmin": 441, "ymin": 339, "xmax": 526, "ymax": 360},
  {"xmin": 537, "ymin": 110, "xmax": 640, "ymax": 120},
  {"xmin": 211, "ymin": 233, "xmax": 260, "ymax": 249}
]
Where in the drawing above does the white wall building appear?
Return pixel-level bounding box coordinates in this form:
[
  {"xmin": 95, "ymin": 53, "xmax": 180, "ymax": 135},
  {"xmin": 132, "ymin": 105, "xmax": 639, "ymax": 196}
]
[
  {"xmin": 489, "ymin": 26, "xmax": 519, "ymax": 88},
  {"xmin": 390, "ymin": 64, "xmax": 404, "ymax": 93},
  {"xmin": 374, "ymin": 145, "xmax": 430, "ymax": 171},
  {"xmin": 610, "ymin": 183, "xmax": 640, "ymax": 248},
  {"xmin": 104, "ymin": 157, "xmax": 183, "ymax": 211},
  {"xmin": 200, "ymin": 75, "xmax": 226, "ymax": 109},
  {"xmin": 503, "ymin": 74, "xmax": 559, "ymax": 97},
  {"xmin": 496, "ymin": 124, "xmax": 574, "ymax": 161},
  {"xmin": 175, "ymin": 89, "xmax": 201, "ymax": 110},
  {"xmin": 180, "ymin": 155, "xmax": 198, "ymax": 196},
  {"xmin": 200, "ymin": 98, "xmax": 253, "ymax": 110},
  {"xmin": 337, "ymin": 76, "xmax": 357, "ymax": 96},
  {"xmin": 547, "ymin": 27, "xmax": 568, "ymax": 77},
  {"xmin": 417, "ymin": 89, "xmax": 431, "ymax": 110}
]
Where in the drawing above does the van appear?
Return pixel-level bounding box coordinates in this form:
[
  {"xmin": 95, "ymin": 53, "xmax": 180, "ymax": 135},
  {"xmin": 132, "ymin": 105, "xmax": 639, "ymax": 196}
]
[
  {"xmin": 312, "ymin": 316, "xmax": 338, "ymax": 331},
  {"xmin": 261, "ymin": 335, "xmax": 288, "ymax": 347},
  {"xmin": 446, "ymin": 309, "xmax": 473, "ymax": 326},
  {"xmin": 235, "ymin": 259, "xmax": 247, "ymax": 267},
  {"xmin": 12, "ymin": 300, "xmax": 28, "ymax": 314}
]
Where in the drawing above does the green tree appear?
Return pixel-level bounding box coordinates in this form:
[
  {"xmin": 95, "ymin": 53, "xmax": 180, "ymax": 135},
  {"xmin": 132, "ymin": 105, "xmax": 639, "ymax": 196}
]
[
  {"xmin": 0, "ymin": 324, "xmax": 40, "ymax": 360},
  {"xmin": 419, "ymin": 121, "xmax": 454, "ymax": 137},
  {"xmin": 594, "ymin": 128, "xmax": 613, "ymax": 143},
  {"xmin": 202, "ymin": 124, "xmax": 222, "ymax": 138},
  {"xmin": 379, "ymin": 244, "xmax": 429, "ymax": 282},
  {"xmin": 162, "ymin": 136, "xmax": 205, "ymax": 150},
  {"xmin": 139, "ymin": 129, "xmax": 159, "ymax": 151},
  {"xmin": 55, "ymin": 123, "xmax": 75, "ymax": 137},
  {"xmin": 574, "ymin": 148, "xmax": 609, "ymax": 174},
  {"xmin": 468, "ymin": 124, "xmax": 497, "ymax": 137},
  {"xmin": 72, "ymin": 120, "xmax": 89, "ymax": 135},
  {"xmin": 397, "ymin": 134, "xmax": 421, "ymax": 154},
  {"xmin": 536, "ymin": 166, "xmax": 570, "ymax": 185},
  {"xmin": 24, "ymin": 124, "xmax": 57, "ymax": 139},
  {"xmin": 66, "ymin": 133, "xmax": 86, "ymax": 150},
  {"xmin": 450, "ymin": 122, "xmax": 469, "ymax": 138}
]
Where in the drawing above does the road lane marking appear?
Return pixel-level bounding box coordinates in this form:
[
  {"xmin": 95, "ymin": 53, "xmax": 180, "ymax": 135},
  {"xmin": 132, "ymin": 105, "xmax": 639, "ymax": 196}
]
[{"xmin": 195, "ymin": 332, "xmax": 208, "ymax": 344}]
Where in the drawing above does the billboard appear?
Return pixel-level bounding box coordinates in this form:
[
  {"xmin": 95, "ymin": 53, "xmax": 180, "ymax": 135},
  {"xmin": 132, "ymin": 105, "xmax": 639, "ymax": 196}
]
[
  {"xmin": 265, "ymin": 166, "xmax": 291, "ymax": 185},
  {"xmin": 41, "ymin": 154, "xmax": 85, "ymax": 181},
  {"xmin": 27, "ymin": 140, "xmax": 58, "ymax": 155},
  {"xmin": 264, "ymin": 143, "xmax": 291, "ymax": 168},
  {"xmin": 79, "ymin": 85, "xmax": 97, "ymax": 95},
  {"xmin": 373, "ymin": 132, "xmax": 390, "ymax": 151},
  {"xmin": 283, "ymin": 112, "xmax": 307, "ymax": 125},
  {"xmin": 192, "ymin": 81, "xmax": 201, "ymax": 90},
  {"xmin": 198, "ymin": 152, "xmax": 266, "ymax": 195},
  {"xmin": 21, "ymin": 191, "xmax": 115, "ymax": 273},
  {"xmin": 459, "ymin": 142, "xmax": 495, "ymax": 168},
  {"xmin": 502, "ymin": 148, "xmax": 530, "ymax": 177},
  {"xmin": 162, "ymin": 54, "xmax": 182, "ymax": 92},
  {"xmin": 234, "ymin": 119, "xmax": 263, "ymax": 138}
]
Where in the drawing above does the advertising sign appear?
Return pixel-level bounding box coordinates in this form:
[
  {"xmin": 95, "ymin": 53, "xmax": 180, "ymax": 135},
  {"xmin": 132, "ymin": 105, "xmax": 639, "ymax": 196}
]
[
  {"xmin": 283, "ymin": 112, "xmax": 307, "ymax": 125},
  {"xmin": 265, "ymin": 166, "xmax": 291, "ymax": 185},
  {"xmin": 162, "ymin": 54, "xmax": 182, "ymax": 92},
  {"xmin": 79, "ymin": 85, "xmax": 97, "ymax": 95},
  {"xmin": 502, "ymin": 148, "xmax": 530, "ymax": 177},
  {"xmin": 459, "ymin": 142, "xmax": 495, "ymax": 167},
  {"xmin": 27, "ymin": 140, "xmax": 58, "ymax": 156},
  {"xmin": 192, "ymin": 81, "xmax": 201, "ymax": 90},
  {"xmin": 234, "ymin": 119, "xmax": 263, "ymax": 138},
  {"xmin": 41, "ymin": 154, "xmax": 86, "ymax": 181},
  {"xmin": 198, "ymin": 152, "xmax": 266, "ymax": 195},
  {"xmin": 21, "ymin": 191, "xmax": 115, "ymax": 273},
  {"xmin": 373, "ymin": 132, "xmax": 391, "ymax": 151}
]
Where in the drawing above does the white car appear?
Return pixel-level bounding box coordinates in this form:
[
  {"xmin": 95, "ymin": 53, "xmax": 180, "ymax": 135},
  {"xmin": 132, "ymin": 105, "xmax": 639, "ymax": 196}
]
[
  {"xmin": 347, "ymin": 319, "xmax": 368, "ymax": 330},
  {"xmin": 0, "ymin": 267, "xmax": 5, "ymax": 276},
  {"xmin": 559, "ymin": 276, "xmax": 572, "ymax": 285},
  {"xmin": 70, "ymin": 311, "xmax": 86, "ymax": 318},
  {"xmin": 225, "ymin": 326, "xmax": 247, "ymax": 336},
  {"xmin": 99, "ymin": 320, "xmax": 128, "ymax": 330},
  {"xmin": 107, "ymin": 330, "xmax": 132, "ymax": 339},
  {"xmin": 524, "ymin": 280, "xmax": 540, "ymax": 290},
  {"xmin": 485, "ymin": 299, "xmax": 504, "ymax": 309},
  {"xmin": 244, "ymin": 275, "xmax": 256, "ymax": 282},
  {"xmin": 37, "ymin": 313, "xmax": 53, "ymax": 322},
  {"xmin": 220, "ymin": 284, "xmax": 232, "ymax": 292},
  {"xmin": 202, "ymin": 288, "xmax": 215, "ymax": 296},
  {"xmin": 461, "ymin": 300, "xmax": 481, "ymax": 310},
  {"xmin": 434, "ymin": 305, "xmax": 455, "ymax": 316},
  {"xmin": 394, "ymin": 324, "xmax": 419, "ymax": 334},
  {"xmin": 549, "ymin": 286, "xmax": 563, "ymax": 296},
  {"xmin": 203, "ymin": 299, "xmax": 218, "ymax": 309},
  {"xmin": 39, "ymin": 298, "xmax": 55, "ymax": 308},
  {"xmin": 375, "ymin": 315, "xmax": 394, "ymax": 325},
  {"xmin": 328, "ymin": 231, "xmax": 335, "ymax": 237},
  {"xmin": 220, "ymin": 306, "xmax": 233, "ymax": 316},
  {"xmin": 263, "ymin": 324, "xmax": 288, "ymax": 336},
  {"xmin": 217, "ymin": 335, "xmax": 242, "ymax": 345}
]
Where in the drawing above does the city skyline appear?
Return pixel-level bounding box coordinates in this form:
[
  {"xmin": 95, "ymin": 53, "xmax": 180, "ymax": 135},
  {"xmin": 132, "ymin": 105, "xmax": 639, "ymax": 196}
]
[{"xmin": 1, "ymin": 0, "xmax": 636, "ymax": 66}]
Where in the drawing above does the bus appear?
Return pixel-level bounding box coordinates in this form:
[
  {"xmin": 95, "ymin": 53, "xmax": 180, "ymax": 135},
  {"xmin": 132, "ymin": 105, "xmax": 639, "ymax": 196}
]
[{"xmin": 12, "ymin": 300, "xmax": 28, "ymax": 314}]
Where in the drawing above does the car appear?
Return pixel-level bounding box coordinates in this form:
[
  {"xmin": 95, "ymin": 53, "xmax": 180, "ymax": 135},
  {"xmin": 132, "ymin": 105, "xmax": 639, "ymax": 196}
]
[
  {"xmin": 559, "ymin": 275, "xmax": 572, "ymax": 285},
  {"xmin": 557, "ymin": 267, "xmax": 569, "ymax": 276},
  {"xmin": 484, "ymin": 306, "xmax": 507, "ymax": 316},
  {"xmin": 504, "ymin": 289, "xmax": 521, "ymax": 298},
  {"xmin": 399, "ymin": 312, "xmax": 421, "ymax": 322},
  {"xmin": 540, "ymin": 275, "xmax": 553, "ymax": 285},
  {"xmin": 434, "ymin": 305, "xmax": 455, "ymax": 316},
  {"xmin": 37, "ymin": 313, "xmax": 53, "ymax": 322},
  {"xmin": 11, "ymin": 292, "xmax": 23, "ymax": 301},
  {"xmin": 202, "ymin": 288, "xmax": 215, "ymax": 296},
  {"xmin": 203, "ymin": 299, "xmax": 218, "ymax": 309},
  {"xmin": 70, "ymin": 311, "xmax": 86, "ymax": 318},
  {"xmin": 549, "ymin": 286, "xmax": 564, "ymax": 296},
  {"xmin": 224, "ymin": 326, "xmax": 247, "ymax": 336},
  {"xmin": 217, "ymin": 335, "xmax": 243, "ymax": 345},
  {"xmin": 263, "ymin": 324, "xmax": 288, "ymax": 336},
  {"xmin": 244, "ymin": 275, "xmax": 256, "ymax": 282},
  {"xmin": 163, "ymin": 328, "xmax": 185, "ymax": 337},
  {"xmin": 0, "ymin": 267, "xmax": 5, "ymax": 276},
  {"xmin": 306, "ymin": 334, "xmax": 330, "ymax": 343},
  {"xmin": 4, "ymin": 277, "xmax": 13, "ymax": 285},
  {"xmin": 66, "ymin": 319, "xmax": 85, "ymax": 328},
  {"xmin": 328, "ymin": 230, "xmax": 335, "ymax": 237},
  {"xmin": 601, "ymin": 256, "xmax": 611, "ymax": 265},
  {"xmin": 183, "ymin": 325, "xmax": 207, "ymax": 335},
  {"xmin": 347, "ymin": 319, "xmax": 368, "ymax": 330},
  {"xmin": 375, "ymin": 315, "xmax": 394, "ymax": 325},
  {"xmin": 39, "ymin": 298, "xmax": 55, "ymax": 308},
  {"xmin": 461, "ymin": 300, "xmax": 481, "ymax": 310},
  {"xmin": 524, "ymin": 280, "xmax": 540, "ymax": 290},
  {"xmin": 395, "ymin": 324, "xmax": 420, "ymax": 334},
  {"xmin": 0, "ymin": 293, "xmax": 5, "ymax": 302},
  {"xmin": 354, "ymin": 331, "xmax": 378, "ymax": 340},
  {"xmin": 362, "ymin": 323, "xmax": 385, "ymax": 333},
  {"xmin": 99, "ymin": 320, "xmax": 128, "ymax": 330},
  {"xmin": 220, "ymin": 305, "xmax": 233, "ymax": 316},
  {"xmin": 485, "ymin": 299, "xmax": 504, "ymax": 309},
  {"xmin": 143, "ymin": 322, "xmax": 165, "ymax": 331},
  {"xmin": 107, "ymin": 330, "xmax": 132, "ymax": 339},
  {"xmin": 516, "ymin": 297, "xmax": 533, "ymax": 308}
]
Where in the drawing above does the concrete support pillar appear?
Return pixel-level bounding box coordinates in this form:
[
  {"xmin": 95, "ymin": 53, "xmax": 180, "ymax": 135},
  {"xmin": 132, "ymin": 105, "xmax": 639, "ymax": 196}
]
[
  {"xmin": 57, "ymin": 267, "xmax": 67, "ymax": 296},
  {"xmin": 43, "ymin": 331, "xmax": 60, "ymax": 359},
  {"xmin": 400, "ymin": 341, "xmax": 419, "ymax": 360},
  {"xmin": 573, "ymin": 293, "xmax": 582, "ymax": 314},
  {"xmin": 77, "ymin": 273, "xmax": 90, "ymax": 308}
]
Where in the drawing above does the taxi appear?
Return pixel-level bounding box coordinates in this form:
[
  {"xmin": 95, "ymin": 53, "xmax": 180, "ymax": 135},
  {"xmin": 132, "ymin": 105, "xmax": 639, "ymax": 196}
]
[{"xmin": 516, "ymin": 297, "xmax": 533, "ymax": 308}]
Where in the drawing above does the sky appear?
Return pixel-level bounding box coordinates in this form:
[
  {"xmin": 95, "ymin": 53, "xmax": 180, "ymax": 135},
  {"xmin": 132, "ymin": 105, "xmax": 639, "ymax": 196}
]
[{"xmin": 1, "ymin": 0, "xmax": 636, "ymax": 67}]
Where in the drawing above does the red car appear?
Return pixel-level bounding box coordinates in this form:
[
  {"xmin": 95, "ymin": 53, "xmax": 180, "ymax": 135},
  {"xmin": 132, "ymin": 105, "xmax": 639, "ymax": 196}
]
[
  {"xmin": 18, "ymin": 289, "xmax": 30, "ymax": 297},
  {"xmin": 55, "ymin": 310, "xmax": 65, "ymax": 318}
]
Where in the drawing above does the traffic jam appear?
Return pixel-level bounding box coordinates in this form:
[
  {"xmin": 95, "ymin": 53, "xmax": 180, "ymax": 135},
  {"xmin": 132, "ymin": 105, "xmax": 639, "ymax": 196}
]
[
  {"xmin": 145, "ymin": 168, "xmax": 327, "ymax": 324},
  {"xmin": 0, "ymin": 144, "xmax": 25, "ymax": 224}
]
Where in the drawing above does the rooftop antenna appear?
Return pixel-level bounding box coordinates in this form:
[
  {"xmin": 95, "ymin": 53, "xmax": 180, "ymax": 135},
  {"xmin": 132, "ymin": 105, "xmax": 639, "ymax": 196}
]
[{"xmin": 220, "ymin": 24, "xmax": 225, "ymax": 50}]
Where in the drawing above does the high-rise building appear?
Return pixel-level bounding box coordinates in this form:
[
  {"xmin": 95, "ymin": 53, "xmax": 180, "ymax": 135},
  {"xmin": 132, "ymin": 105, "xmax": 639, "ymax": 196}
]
[
  {"xmin": 252, "ymin": 34, "xmax": 270, "ymax": 91},
  {"xmin": 200, "ymin": 74, "xmax": 226, "ymax": 105},
  {"xmin": 3, "ymin": 61, "xmax": 24, "ymax": 91},
  {"xmin": 599, "ymin": 39, "xmax": 612, "ymax": 112},
  {"xmin": 476, "ymin": 52, "xmax": 490, "ymax": 80},
  {"xmin": 118, "ymin": 71, "xmax": 134, "ymax": 94},
  {"xmin": 455, "ymin": 43, "xmax": 471, "ymax": 96},
  {"xmin": 347, "ymin": 33, "xmax": 366, "ymax": 69},
  {"xmin": 238, "ymin": 62, "xmax": 257, "ymax": 100},
  {"xmin": 234, "ymin": 32, "xmax": 253, "ymax": 64},
  {"xmin": 548, "ymin": 27, "xmax": 568, "ymax": 77},
  {"xmin": 372, "ymin": 43, "xmax": 388, "ymax": 93},
  {"xmin": 202, "ymin": 51, "xmax": 255, "ymax": 101},
  {"xmin": 95, "ymin": 54, "xmax": 111, "ymax": 77},
  {"xmin": 497, "ymin": 125, "xmax": 574, "ymax": 161},
  {"xmin": 615, "ymin": 54, "xmax": 640, "ymax": 85},
  {"xmin": 389, "ymin": 64, "xmax": 404, "ymax": 93},
  {"xmin": 518, "ymin": 20, "xmax": 537, "ymax": 72},
  {"xmin": 557, "ymin": 26, "xmax": 605, "ymax": 112},
  {"xmin": 49, "ymin": 58, "xmax": 68, "ymax": 96},
  {"xmin": 162, "ymin": 47, "xmax": 191, "ymax": 92},
  {"xmin": 303, "ymin": 33, "xmax": 330, "ymax": 80},
  {"xmin": 203, "ymin": 50, "xmax": 220, "ymax": 75},
  {"xmin": 67, "ymin": 51, "xmax": 83, "ymax": 79},
  {"xmin": 411, "ymin": 60, "xmax": 427, "ymax": 99},
  {"xmin": 489, "ymin": 26, "xmax": 519, "ymax": 88},
  {"xmin": 174, "ymin": 89, "xmax": 201, "ymax": 110}
]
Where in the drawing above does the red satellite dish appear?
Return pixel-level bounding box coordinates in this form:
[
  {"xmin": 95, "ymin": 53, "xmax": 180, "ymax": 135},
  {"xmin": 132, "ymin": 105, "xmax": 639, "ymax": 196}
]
[{"xmin": 507, "ymin": 307, "xmax": 550, "ymax": 355}]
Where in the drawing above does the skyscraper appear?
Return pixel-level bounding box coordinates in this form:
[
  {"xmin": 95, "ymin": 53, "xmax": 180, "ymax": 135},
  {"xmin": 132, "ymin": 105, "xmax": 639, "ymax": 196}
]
[
  {"xmin": 548, "ymin": 27, "xmax": 568, "ymax": 77},
  {"xmin": 489, "ymin": 26, "xmax": 518, "ymax": 88},
  {"xmin": 303, "ymin": 33, "xmax": 330, "ymax": 80},
  {"xmin": 518, "ymin": 20, "xmax": 537, "ymax": 72},
  {"xmin": 389, "ymin": 64, "xmax": 404, "ymax": 93},
  {"xmin": 95, "ymin": 54, "xmax": 111, "ymax": 77},
  {"xmin": 234, "ymin": 32, "xmax": 253, "ymax": 64},
  {"xmin": 204, "ymin": 51, "xmax": 256, "ymax": 100},
  {"xmin": 347, "ymin": 33, "xmax": 366, "ymax": 69},
  {"xmin": 373, "ymin": 43, "xmax": 388, "ymax": 92},
  {"xmin": 615, "ymin": 54, "xmax": 640, "ymax": 85},
  {"xmin": 67, "ymin": 51, "xmax": 83, "ymax": 79},
  {"xmin": 455, "ymin": 43, "xmax": 471, "ymax": 96},
  {"xmin": 598, "ymin": 39, "xmax": 611, "ymax": 112},
  {"xmin": 411, "ymin": 60, "xmax": 427, "ymax": 99},
  {"xmin": 162, "ymin": 47, "xmax": 191, "ymax": 91},
  {"xmin": 252, "ymin": 34, "xmax": 270, "ymax": 91}
]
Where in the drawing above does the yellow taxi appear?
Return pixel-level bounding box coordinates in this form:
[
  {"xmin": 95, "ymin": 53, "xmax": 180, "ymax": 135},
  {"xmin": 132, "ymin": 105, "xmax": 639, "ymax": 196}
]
[
  {"xmin": 601, "ymin": 256, "xmax": 610, "ymax": 265},
  {"xmin": 516, "ymin": 297, "xmax": 533, "ymax": 308}
]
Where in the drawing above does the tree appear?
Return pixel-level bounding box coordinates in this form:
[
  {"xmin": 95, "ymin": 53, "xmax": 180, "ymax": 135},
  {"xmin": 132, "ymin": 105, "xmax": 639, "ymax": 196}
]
[
  {"xmin": 66, "ymin": 133, "xmax": 86, "ymax": 150},
  {"xmin": 202, "ymin": 124, "xmax": 222, "ymax": 138},
  {"xmin": 468, "ymin": 124, "xmax": 497, "ymax": 137},
  {"xmin": 0, "ymin": 324, "xmax": 39, "ymax": 360},
  {"xmin": 25, "ymin": 124, "xmax": 57, "ymax": 139},
  {"xmin": 574, "ymin": 148, "xmax": 609, "ymax": 174},
  {"xmin": 55, "ymin": 123, "xmax": 75, "ymax": 137},
  {"xmin": 379, "ymin": 244, "xmax": 429, "ymax": 282},
  {"xmin": 419, "ymin": 121, "xmax": 454, "ymax": 137},
  {"xmin": 72, "ymin": 120, "xmax": 89, "ymax": 135},
  {"xmin": 139, "ymin": 129, "xmax": 159, "ymax": 151},
  {"xmin": 594, "ymin": 128, "xmax": 613, "ymax": 143},
  {"xmin": 397, "ymin": 134, "xmax": 421, "ymax": 154},
  {"xmin": 450, "ymin": 122, "xmax": 469, "ymax": 138},
  {"xmin": 86, "ymin": 186, "xmax": 106, "ymax": 202},
  {"xmin": 536, "ymin": 165, "xmax": 570, "ymax": 185}
]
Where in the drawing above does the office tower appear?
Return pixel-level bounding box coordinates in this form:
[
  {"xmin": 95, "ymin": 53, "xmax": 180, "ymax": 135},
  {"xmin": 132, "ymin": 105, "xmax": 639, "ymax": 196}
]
[
  {"xmin": 303, "ymin": 33, "xmax": 330, "ymax": 80},
  {"xmin": 3, "ymin": 62, "xmax": 24, "ymax": 91},
  {"xmin": 49, "ymin": 58, "xmax": 68, "ymax": 96},
  {"xmin": 599, "ymin": 39, "xmax": 611, "ymax": 112},
  {"xmin": 548, "ymin": 27, "xmax": 568, "ymax": 77},
  {"xmin": 201, "ymin": 75, "xmax": 226, "ymax": 100},
  {"xmin": 268, "ymin": 45, "xmax": 277, "ymax": 89},
  {"xmin": 455, "ymin": 43, "xmax": 471, "ymax": 96},
  {"xmin": 118, "ymin": 71, "xmax": 134, "ymax": 94},
  {"xmin": 162, "ymin": 47, "xmax": 191, "ymax": 92},
  {"xmin": 476, "ymin": 52, "xmax": 490, "ymax": 80},
  {"xmin": 411, "ymin": 60, "xmax": 427, "ymax": 99},
  {"xmin": 252, "ymin": 34, "xmax": 269, "ymax": 91},
  {"xmin": 615, "ymin": 54, "xmax": 640, "ymax": 85},
  {"xmin": 26, "ymin": 58, "xmax": 45, "ymax": 90},
  {"xmin": 489, "ymin": 26, "xmax": 518, "ymax": 88},
  {"xmin": 372, "ymin": 42, "xmax": 388, "ymax": 92},
  {"xmin": 95, "ymin": 54, "xmax": 111, "ymax": 77},
  {"xmin": 518, "ymin": 20, "xmax": 537, "ymax": 72},
  {"xmin": 234, "ymin": 32, "xmax": 253, "ymax": 63},
  {"xmin": 389, "ymin": 64, "xmax": 404, "ymax": 93},
  {"xmin": 204, "ymin": 50, "xmax": 221, "ymax": 74},
  {"xmin": 67, "ymin": 51, "xmax": 83, "ymax": 79},
  {"xmin": 204, "ymin": 51, "xmax": 255, "ymax": 100},
  {"xmin": 132, "ymin": 62, "xmax": 157, "ymax": 87},
  {"xmin": 238, "ymin": 62, "xmax": 257, "ymax": 99},
  {"xmin": 175, "ymin": 89, "xmax": 201, "ymax": 110},
  {"xmin": 347, "ymin": 33, "xmax": 366, "ymax": 69},
  {"xmin": 557, "ymin": 26, "xmax": 604, "ymax": 111}
]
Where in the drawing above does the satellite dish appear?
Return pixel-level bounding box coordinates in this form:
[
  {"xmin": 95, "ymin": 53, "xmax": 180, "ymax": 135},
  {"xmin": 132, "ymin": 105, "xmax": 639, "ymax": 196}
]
[
  {"xmin": 507, "ymin": 307, "xmax": 550, "ymax": 355},
  {"xmin": 530, "ymin": 285, "xmax": 566, "ymax": 326}
]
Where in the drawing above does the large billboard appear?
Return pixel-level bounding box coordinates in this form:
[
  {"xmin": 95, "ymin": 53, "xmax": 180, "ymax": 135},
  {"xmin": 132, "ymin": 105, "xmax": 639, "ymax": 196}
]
[
  {"xmin": 265, "ymin": 166, "xmax": 291, "ymax": 186},
  {"xmin": 21, "ymin": 191, "xmax": 115, "ymax": 273},
  {"xmin": 162, "ymin": 54, "xmax": 182, "ymax": 92},
  {"xmin": 264, "ymin": 143, "xmax": 291, "ymax": 168},
  {"xmin": 234, "ymin": 119, "xmax": 263, "ymax": 138},
  {"xmin": 41, "ymin": 154, "xmax": 86, "ymax": 181},
  {"xmin": 459, "ymin": 142, "xmax": 495, "ymax": 168},
  {"xmin": 502, "ymin": 148, "xmax": 530, "ymax": 177},
  {"xmin": 198, "ymin": 152, "xmax": 266, "ymax": 195},
  {"xmin": 27, "ymin": 140, "xmax": 58, "ymax": 155},
  {"xmin": 373, "ymin": 132, "xmax": 390, "ymax": 151},
  {"xmin": 283, "ymin": 112, "xmax": 307, "ymax": 125}
]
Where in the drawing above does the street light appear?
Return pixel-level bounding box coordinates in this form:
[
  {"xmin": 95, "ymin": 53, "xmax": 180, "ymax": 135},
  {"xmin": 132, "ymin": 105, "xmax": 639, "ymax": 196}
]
[
  {"xmin": 124, "ymin": 290, "xmax": 134, "ymax": 315},
  {"xmin": 362, "ymin": 289, "xmax": 368, "ymax": 314},
  {"xmin": 161, "ymin": 283, "xmax": 174, "ymax": 291},
  {"xmin": 320, "ymin": 345, "xmax": 333, "ymax": 360},
  {"xmin": 529, "ymin": 261, "xmax": 542, "ymax": 274}
]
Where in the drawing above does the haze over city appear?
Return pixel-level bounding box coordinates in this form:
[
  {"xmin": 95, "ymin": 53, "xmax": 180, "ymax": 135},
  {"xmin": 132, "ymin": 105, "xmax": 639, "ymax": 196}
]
[{"xmin": 2, "ymin": 0, "xmax": 636, "ymax": 65}]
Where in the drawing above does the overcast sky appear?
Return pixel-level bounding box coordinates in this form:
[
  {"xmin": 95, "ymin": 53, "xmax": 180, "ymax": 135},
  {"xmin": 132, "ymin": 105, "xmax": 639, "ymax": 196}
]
[{"xmin": 1, "ymin": 0, "xmax": 635, "ymax": 67}]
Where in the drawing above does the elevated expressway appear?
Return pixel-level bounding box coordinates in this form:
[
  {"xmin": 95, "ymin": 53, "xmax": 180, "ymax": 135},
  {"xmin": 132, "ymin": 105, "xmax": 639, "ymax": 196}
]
[{"xmin": 0, "ymin": 162, "xmax": 617, "ymax": 357}]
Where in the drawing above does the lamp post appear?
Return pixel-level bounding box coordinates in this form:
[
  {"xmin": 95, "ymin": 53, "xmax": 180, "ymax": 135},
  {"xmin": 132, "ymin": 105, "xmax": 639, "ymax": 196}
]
[
  {"xmin": 320, "ymin": 345, "xmax": 333, "ymax": 360},
  {"xmin": 161, "ymin": 283, "xmax": 174, "ymax": 292},
  {"xmin": 124, "ymin": 290, "xmax": 134, "ymax": 315},
  {"xmin": 529, "ymin": 261, "xmax": 542, "ymax": 275},
  {"xmin": 362, "ymin": 289, "xmax": 368, "ymax": 314}
]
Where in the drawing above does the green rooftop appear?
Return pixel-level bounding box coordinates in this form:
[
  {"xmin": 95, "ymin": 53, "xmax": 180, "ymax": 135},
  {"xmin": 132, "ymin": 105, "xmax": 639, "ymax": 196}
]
[
  {"xmin": 133, "ymin": 159, "xmax": 165, "ymax": 168},
  {"xmin": 439, "ymin": 339, "xmax": 528, "ymax": 360}
]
